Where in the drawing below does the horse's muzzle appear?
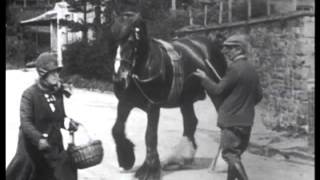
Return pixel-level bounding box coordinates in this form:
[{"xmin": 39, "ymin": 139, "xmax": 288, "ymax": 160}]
[{"xmin": 113, "ymin": 73, "xmax": 130, "ymax": 89}]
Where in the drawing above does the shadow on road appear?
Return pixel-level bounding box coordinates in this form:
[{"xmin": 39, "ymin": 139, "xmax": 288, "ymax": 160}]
[{"xmin": 161, "ymin": 157, "xmax": 212, "ymax": 177}]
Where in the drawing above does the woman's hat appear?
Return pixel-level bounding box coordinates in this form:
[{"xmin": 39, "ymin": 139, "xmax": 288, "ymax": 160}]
[{"xmin": 35, "ymin": 52, "xmax": 62, "ymax": 77}]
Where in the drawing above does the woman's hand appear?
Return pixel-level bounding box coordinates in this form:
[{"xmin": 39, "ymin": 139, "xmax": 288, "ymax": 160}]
[
  {"xmin": 62, "ymin": 83, "xmax": 73, "ymax": 98},
  {"xmin": 68, "ymin": 119, "xmax": 79, "ymax": 132}
]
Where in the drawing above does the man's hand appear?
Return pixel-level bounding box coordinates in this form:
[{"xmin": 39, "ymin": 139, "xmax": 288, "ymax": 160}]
[
  {"xmin": 193, "ymin": 69, "xmax": 208, "ymax": 79},
  {"xmin": 38, "ymin": 138, "xmax": 50, "ymax": 151}
]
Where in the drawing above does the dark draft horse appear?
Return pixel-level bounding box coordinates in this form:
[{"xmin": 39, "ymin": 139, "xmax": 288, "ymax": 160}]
[{"xmin": 110, "ymin": 12, "xmax": 227, "ymax": 180}]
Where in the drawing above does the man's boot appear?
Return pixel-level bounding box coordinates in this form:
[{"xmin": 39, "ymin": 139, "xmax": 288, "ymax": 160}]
[
  {"xmin": 234, "ymin": 161, "xmax": 248, "ymax": 180},
  {"xmin": 227, "ymin": 165, "xmax": 237, "ymax": 180}
]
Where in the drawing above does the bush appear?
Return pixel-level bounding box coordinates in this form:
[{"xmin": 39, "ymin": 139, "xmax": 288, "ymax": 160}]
[
  {"xmin": 62, "ymin": 74, "xmax": 113, "ymax": 92},
  {"xmin": 62, "ymin": 33, "xmax": 116, "ymax": 82},
  {"xmin": 6, "ymin": 4, "xmax": 20, "ymax": 36},
  {"xmin": 6, "ymin": 36, "xmax": 26, "ymax": 69},
  {"xmin": 147, "ymin": 11, "xmax": 189, "ymax": 39}
]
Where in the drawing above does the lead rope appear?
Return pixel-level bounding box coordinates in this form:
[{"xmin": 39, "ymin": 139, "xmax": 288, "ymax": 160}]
[
  {"xmin": 204, "ymin": 58, "xmax": 222, "ymax": 81},
  {"xmin": 130, "ymin": 43, "xmax": 165, "ymax": 105},
  {"xmin": 131, "ymin": 74, "xmax": 162, "ymax": 105}
]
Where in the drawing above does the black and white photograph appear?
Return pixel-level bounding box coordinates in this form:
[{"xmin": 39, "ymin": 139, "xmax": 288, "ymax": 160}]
[{"xmin": 6, "ymin": 0, "xmax": 314, "ymax": 179}]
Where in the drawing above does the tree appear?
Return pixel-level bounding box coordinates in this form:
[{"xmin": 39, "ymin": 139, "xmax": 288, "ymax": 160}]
[
  {"xmin": 66, "ymin": 0, "xmax": 93, "ymax": 42},
  {"xmin": 65, "ymin": 0, "xmax": 116, "ymax": 42},
  {"xmin": 232, "ymin": 0, "xmax": 267, "ymax": 21}
]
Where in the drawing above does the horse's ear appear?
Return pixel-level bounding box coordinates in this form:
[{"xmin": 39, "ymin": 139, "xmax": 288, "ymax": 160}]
[{"xmin": 132, "ymin": 12, "xmax": 142, "ymax": 21}]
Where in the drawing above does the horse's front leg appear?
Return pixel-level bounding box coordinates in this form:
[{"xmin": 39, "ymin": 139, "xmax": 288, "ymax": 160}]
[
  {"xmin": 112, "ymin": 100, "xmax": 135, "ymax": 170},
  {"xmin": 135, "ymin": 106, "xmax": 161, "ymax": 180}
]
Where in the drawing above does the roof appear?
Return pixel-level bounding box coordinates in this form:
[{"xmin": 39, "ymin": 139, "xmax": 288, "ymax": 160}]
[
  {"xmin": 20, "ymin": 1, "xmax": 72, "ymax": 26},
  {"xmin": 20, "ymin": 10, "xmax": 57, "ymax": 26}
]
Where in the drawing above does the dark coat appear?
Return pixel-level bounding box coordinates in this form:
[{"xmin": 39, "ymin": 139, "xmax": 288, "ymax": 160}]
[
  {"xmin": 6, "ymin": 82, "xmax": 77, "ymax": 180},
  {"xmin": 201, "ymin": 57, "xmax": 263, "ymax": 127}
]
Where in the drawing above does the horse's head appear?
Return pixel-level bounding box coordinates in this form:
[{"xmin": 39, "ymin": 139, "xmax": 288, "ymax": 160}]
[{"xmin": 111, "ymin": 12, "xmax": 148, "ymax": 89}]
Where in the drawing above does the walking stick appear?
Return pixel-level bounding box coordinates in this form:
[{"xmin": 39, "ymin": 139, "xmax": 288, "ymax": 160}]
[
  {"xmin": 209, "ymin": 143, "xmax": 222, "ymax": 171},
  {"xmin": 203, "ymin": 59, "xmax": 227, "ymax": 172}
]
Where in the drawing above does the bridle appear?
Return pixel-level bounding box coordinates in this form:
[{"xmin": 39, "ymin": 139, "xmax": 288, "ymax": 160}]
[{"xmin": 114, "ymin": 26, "xmax": 165, "ymax": 105}]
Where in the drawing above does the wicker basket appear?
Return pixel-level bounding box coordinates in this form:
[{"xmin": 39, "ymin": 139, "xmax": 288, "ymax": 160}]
[{"xmin": 67, "ymin": 124, "xmax": 104, "ymax": 169}]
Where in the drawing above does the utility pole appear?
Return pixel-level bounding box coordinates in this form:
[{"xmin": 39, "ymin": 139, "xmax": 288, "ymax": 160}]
[
  {"xmin": 204, "ymin": 4, "xmax": 208, "ymax": 26},
  {"xmin": 293, "ymin": 0, "xmax": 297, "ymax": 11},
  {"xmin": 219, "ymin": 0, "xmax": 223, "ymax": 24},
  {"xmin": 188, "ymin": 5, "xmax": 193, "ymax": 25},
  {"xmin": 201, "ymin": 0, "xmax": 213, "ymax": 26},
  {"xmin": 267, "ymin": 0, "xmax": 270, "ymax": 16},
  {"xmin": 171, "ymin": 0, "xmax": 176, "ymax": 17},
  {"xmin": 247, "ymin": 0, "xmax": 251, "ymax": 20},
  {"xmin": 228, "ymin": 0, "xmax": 232, "ymax": 23},
  {"xmin": 57, "ymin": 8, "xmax": 62, "ymax": 66}
]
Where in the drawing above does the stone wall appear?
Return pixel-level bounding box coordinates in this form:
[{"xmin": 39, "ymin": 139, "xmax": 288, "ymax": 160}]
[{"xmin": 177, "ymin": 13, "xmax": 314, "ymax": 141}]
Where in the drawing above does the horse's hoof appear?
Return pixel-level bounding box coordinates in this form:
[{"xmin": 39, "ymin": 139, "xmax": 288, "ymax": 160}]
[
  {"xmin": 135, "ymin": 162, "xmax": 161, "ymax": 180},
  {"xmin": 116, "ymin": 139, "xmax": 135, "ymax": 170}
]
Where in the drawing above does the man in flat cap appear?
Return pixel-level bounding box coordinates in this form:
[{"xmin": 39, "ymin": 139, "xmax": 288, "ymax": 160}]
[{"xmin": 194, "ymin": 34, "xmax": 263, "ymax": 180}]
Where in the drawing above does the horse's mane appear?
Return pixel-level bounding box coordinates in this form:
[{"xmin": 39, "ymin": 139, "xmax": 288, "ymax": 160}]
[{"xmin": 111, "ymin": 12, "xmax": 148, "ymax": 43}]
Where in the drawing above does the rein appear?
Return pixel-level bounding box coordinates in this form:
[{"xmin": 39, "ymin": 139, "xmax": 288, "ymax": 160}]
[
  {"xmin": 131, "ymin": 74, "xmax": 163, "ymax": 105},
  {"xmin": 131, "ymin": 73, "xmax": 195, "ymax": 105},
  {"xmin": 129, "ymin": 42, "xmax": 167, "ymax": 105},
  {"xmin": 127, "ymin": 39, "xmax": 167, "ymax": 105}
]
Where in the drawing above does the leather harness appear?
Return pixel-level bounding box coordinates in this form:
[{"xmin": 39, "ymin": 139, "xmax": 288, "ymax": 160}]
[{"xmin": 153, "ymin": 38, "xmax": 184, "ymax": 105}]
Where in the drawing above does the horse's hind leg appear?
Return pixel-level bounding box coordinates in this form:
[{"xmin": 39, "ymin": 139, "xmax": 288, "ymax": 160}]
[
  {"xmin": 162, "ymin": 102, "xmax": 197, "ymax": 169},
  {"xmin": 112, "ymin": 100, "xmax": 135, "ymax": 170},
  {"xmin": 181, "ymin": 102, "xmax": 198, "ymax": 148}
]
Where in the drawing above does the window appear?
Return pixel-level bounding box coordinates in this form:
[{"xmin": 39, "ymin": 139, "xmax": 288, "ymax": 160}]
[{"xmin": 296, "ymin": 5, "xmax": 313, "ymax": 11}]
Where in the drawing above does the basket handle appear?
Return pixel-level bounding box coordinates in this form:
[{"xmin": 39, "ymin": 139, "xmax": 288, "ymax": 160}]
[{"xmin": 69, "ymin": 122, "xmax": 94, "ymax": 145}]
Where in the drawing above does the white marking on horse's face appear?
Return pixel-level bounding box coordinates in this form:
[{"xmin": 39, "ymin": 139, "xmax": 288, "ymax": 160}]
[
  {"xmin": 134, "ymin": 27, "xmax": 140, "ymax": 40},
  {"xmin": 114, "ymin": 45, "xmax": 122, "ymax": 73}
]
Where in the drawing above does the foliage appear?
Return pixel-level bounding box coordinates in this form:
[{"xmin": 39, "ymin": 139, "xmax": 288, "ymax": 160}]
[
  {"xmin": 6, "ymin": 36, "xmax": 28, "ymax": 68},
  {"xmin": 6, "ymin": 3, "xmax": 48, "ymax": 69},
  {"xmin": 6, "ymin": 4, "xmax": 21, "ymax": 36},
  {"xmin": 62, "ymin": 29, "xmax": 116, "ymax": 82},
  {"xmin": 65, "ymin": 0, "xmax": 114, "ymax": 42},
  {"xmin": 147, "ymin": 12, "xmax": 189, "ymax": 39},
  {"xmin": 232, "ymin": 0, "xmax": 268, "ymax": 21},
  {"xmin": 66, "ymin": 0, "xmax": 89, "ymax": 42},
  {"xmin": 62, "ymin": 74, "xmax": 114, "ymax": 92}
]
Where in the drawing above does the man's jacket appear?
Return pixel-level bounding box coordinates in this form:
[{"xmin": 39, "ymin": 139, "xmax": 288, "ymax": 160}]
[{"xmin": 201, "ymin": 57, "xmax": 263, "ymax": 127}]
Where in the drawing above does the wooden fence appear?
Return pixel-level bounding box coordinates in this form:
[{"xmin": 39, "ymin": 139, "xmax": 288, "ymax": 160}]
[{"xmin": 182, "ymin": 0, "xmax": 314, "ymax": 27}]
